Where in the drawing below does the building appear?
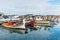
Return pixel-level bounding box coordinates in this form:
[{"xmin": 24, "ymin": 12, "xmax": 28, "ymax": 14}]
[
  {"xmin": 0, "ymin": 13, "xmax": 4, "ymax": 19},
  {"xmin": 34, "ymin": 15, "xmax": 42, "ymax": 21}
]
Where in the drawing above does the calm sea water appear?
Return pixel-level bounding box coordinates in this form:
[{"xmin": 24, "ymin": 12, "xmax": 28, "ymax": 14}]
[{"xmin": 0, "ymin": 24, "xmax": 60, "ymax": 40}]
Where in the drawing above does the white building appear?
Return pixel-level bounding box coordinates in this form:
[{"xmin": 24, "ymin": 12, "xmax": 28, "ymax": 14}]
[{"xmin": 34, "ymin": 15, "xmax": 43, "ymax": 20}]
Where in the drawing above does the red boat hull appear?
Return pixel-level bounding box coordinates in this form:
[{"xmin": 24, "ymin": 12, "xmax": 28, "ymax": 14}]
[{"xmin": 25, "ymin": 21, "xmax": 34, "ymax": 28}]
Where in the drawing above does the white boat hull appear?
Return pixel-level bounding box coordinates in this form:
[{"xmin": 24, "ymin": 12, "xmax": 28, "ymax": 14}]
[{"xmin": 2, "ymin": 24, "xmax": 26, "ymax": 30}]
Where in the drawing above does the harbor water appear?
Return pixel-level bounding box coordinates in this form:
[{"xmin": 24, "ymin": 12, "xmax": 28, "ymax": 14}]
[{"xmin": 0, "ymin": 24, "xmax": 60, "ymax": 40}]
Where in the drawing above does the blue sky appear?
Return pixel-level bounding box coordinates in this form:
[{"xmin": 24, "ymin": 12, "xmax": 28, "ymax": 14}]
[
  {"xmin": 0, "ymin": 0, "xmax": 60, "ymax": 15},
  {"xmin": 49, "ymin": 0, "xmax": 60, "ymax": 4}
]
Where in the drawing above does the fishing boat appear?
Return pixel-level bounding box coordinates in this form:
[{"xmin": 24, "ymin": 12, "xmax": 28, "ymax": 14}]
[
  {"xmin": 2, "ymin": 19, "xmax": 26, "ymax": 30},
  {"xmin": 34, "ymin": 20, "xmax": 51, "ymax": 26},
  {"xmin": 25, "ymin": 21, "xmax": 34, "ymax": 28},
  {"xmin": 34, "ymin": 15, "xmax": 51, "ymax": 29}
]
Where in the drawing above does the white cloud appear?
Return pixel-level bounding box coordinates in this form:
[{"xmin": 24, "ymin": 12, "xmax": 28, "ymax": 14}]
[{"xmin": 0, "ymin": 0, "xmax": 60, "ymax": 15}]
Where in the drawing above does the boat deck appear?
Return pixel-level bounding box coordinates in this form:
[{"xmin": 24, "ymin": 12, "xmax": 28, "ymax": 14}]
[{"xmin": 2, "ymin": 24, "xmax": 26, "ymax": 30}]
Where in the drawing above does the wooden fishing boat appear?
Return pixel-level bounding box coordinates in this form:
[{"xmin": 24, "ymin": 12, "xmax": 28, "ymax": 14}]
[
  {"xmin": 34, "ymin": 20, "xmax": 51, "ymax": 26},
  {"xmin": 34, "ymin": 20, "xmax": 52, "ymax": 29},
  {"xmin": 2, "ymin": 20, "xmax": 26, "ymax": 30},
  {"xmin": 25, "ymin": 21, "xmax": 34, "ymax": 28}
]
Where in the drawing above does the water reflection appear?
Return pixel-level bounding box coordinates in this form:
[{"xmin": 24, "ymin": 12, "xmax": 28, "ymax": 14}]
[
  {"xmin": 0, "ymin": 25, "xmax": 54, "ymax": 35},
  {"xmin": 0, "ymin": 27, "xmax": 26, "ymax": 34},
  {"xmin": 0, "ymin": 24, "xmax": 60, "ymax": 40}
]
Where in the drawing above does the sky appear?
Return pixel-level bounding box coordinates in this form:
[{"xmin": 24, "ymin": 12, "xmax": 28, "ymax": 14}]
[{"xmin": 0, "ymin": 0, "xmax": 60, "ymax": 15}]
